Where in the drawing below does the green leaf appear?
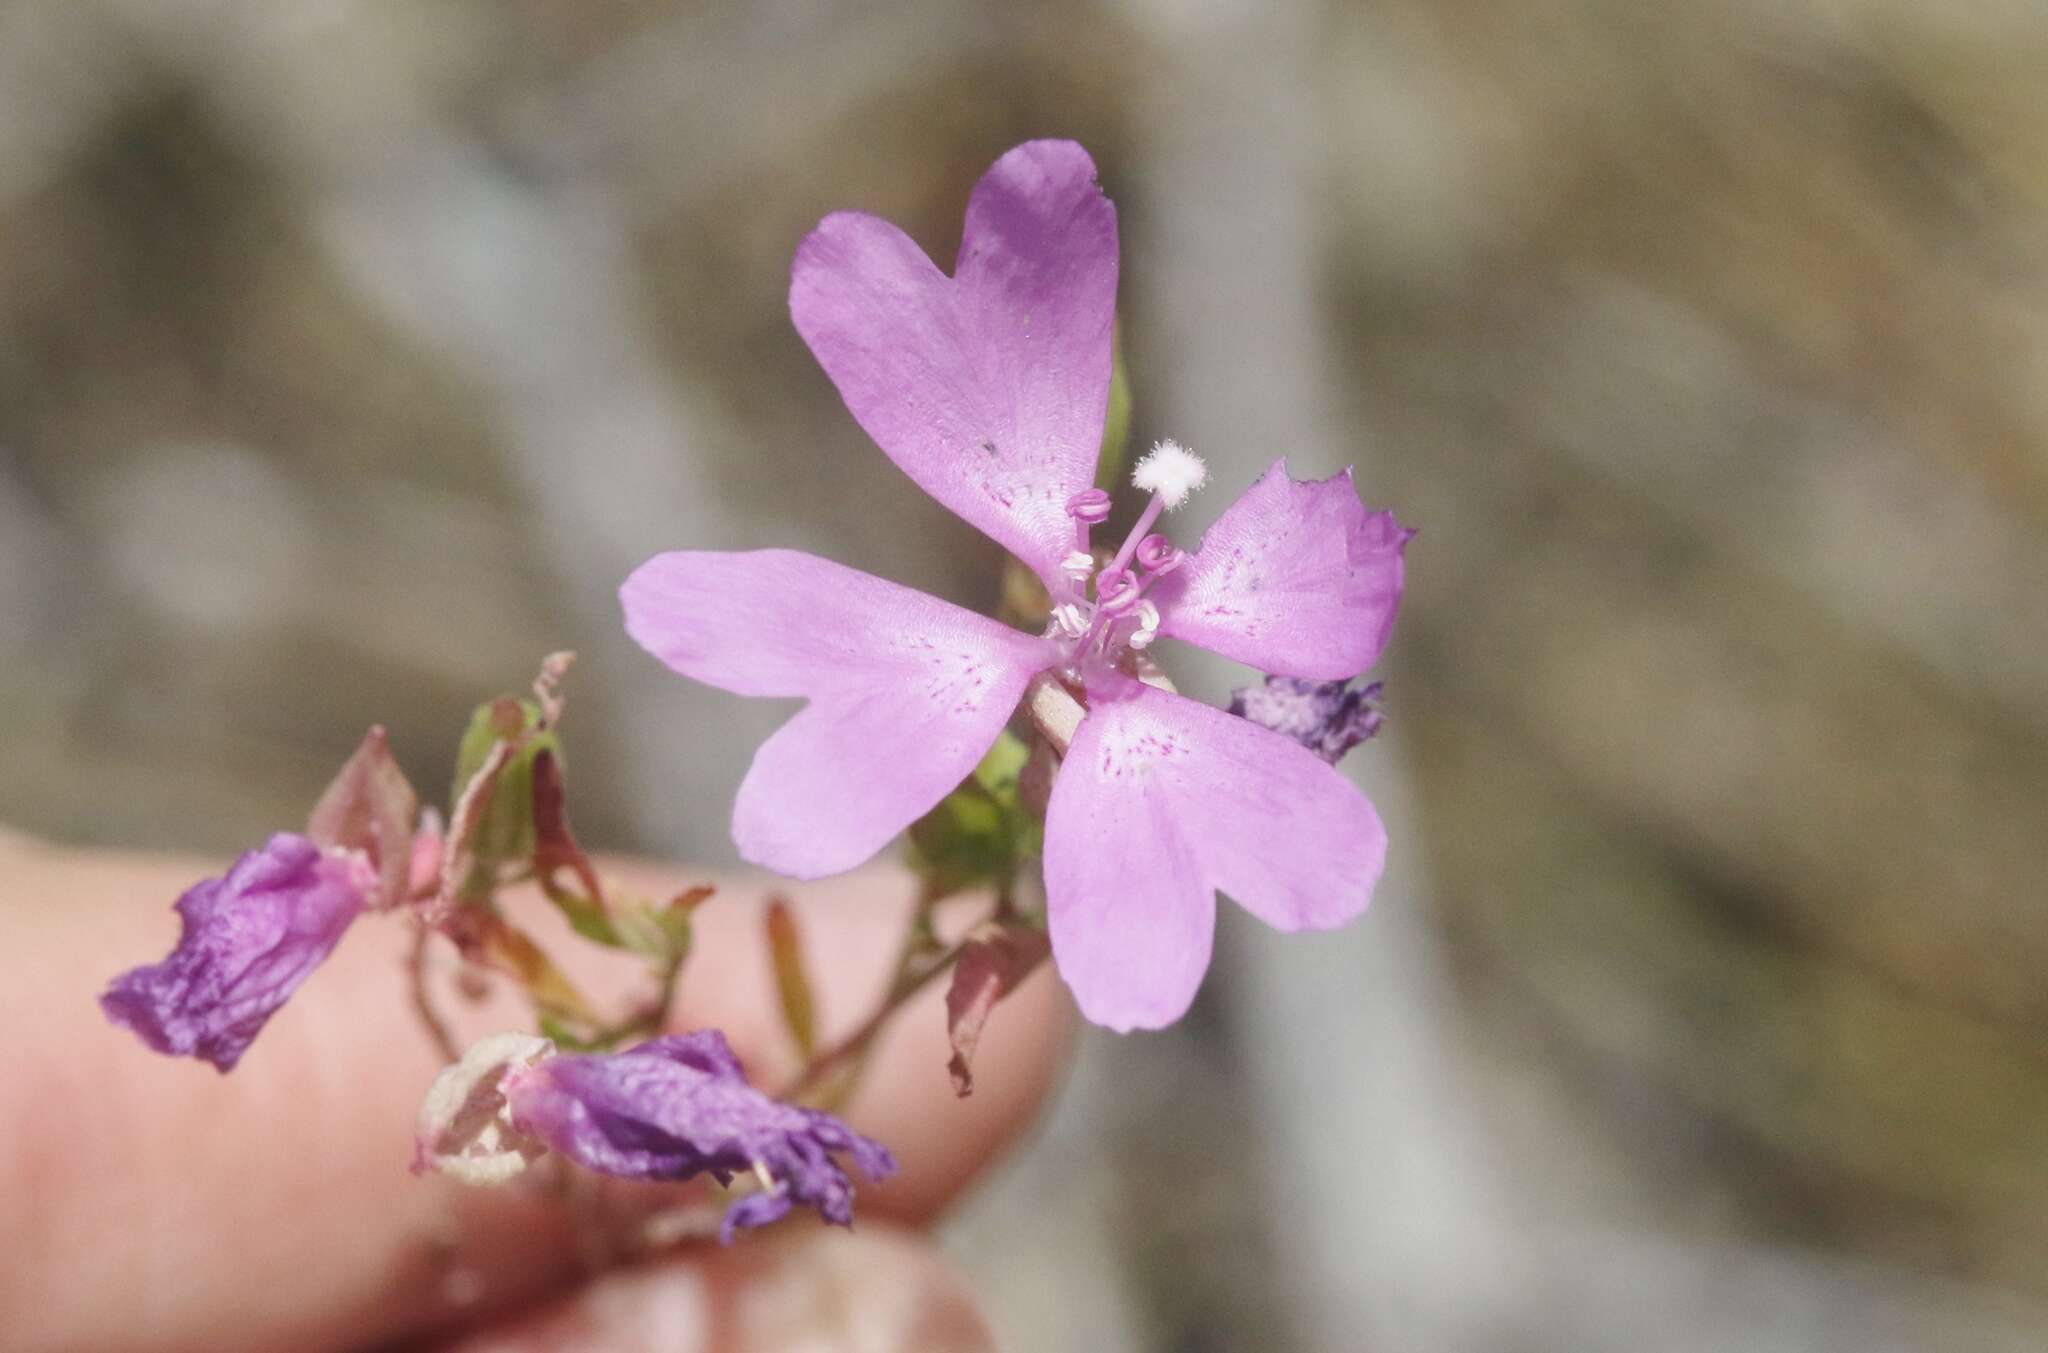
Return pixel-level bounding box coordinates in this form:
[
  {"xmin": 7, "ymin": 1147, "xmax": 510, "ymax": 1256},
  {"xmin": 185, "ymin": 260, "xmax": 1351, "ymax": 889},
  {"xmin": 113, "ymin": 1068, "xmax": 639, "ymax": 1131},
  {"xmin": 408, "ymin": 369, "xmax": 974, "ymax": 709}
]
[
  {"xmin": 973, "ymin": 726, "xmax": 1029, "ymax": 795},
  {"xmin": 536, "ymin": 1013, "xmax": 590, "ymax": 1050},
  {"xmin": 1094, "ymin": 322, "xmax": 1132, "ymax": 490},
  {"xmin": 550, "ymin": 890, "xmax": 620, "ymax": 948},
  {"xmin": 450, "ymin": 697, "xmax": 559, "ymax": 868},
  {"xmin": 765, "ymin": 899, "xmax": 817, "ymax": 1059},
  {"xmin": 906, "ymin": 731, "xmax": 1042, "ymax": 902}
]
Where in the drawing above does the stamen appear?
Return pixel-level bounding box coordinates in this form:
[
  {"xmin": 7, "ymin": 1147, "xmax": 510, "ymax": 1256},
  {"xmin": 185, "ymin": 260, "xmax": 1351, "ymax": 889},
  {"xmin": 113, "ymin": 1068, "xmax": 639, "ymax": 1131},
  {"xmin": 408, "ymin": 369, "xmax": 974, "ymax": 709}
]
[
  {"xmin": 1065, "ymin": 489, "xmax": 1112, "ymax": 524},
  {"xmin": 1066, "ymin": 487, "xmax": 1113, "ymax": 554},
  {"xmin": 1050, "ymin": 603, "xmax": 1091, "ymax": 639},
  {"xmin": 1135, "ymin": 533, "xmax": 1185, "ymax": 575},
  {"xmin": 1127, "ymin": 600, "xmax": 1162, "ymax": 650},
  {"xmin": 1094, "ymin": 567, "xmax": 1141, "ymax": 617},
  {"xmin": 1060, "ymin": 550, "xmax": 1096, "ymax": 584},
  {"xmin": 1103, "ymin": 496, "xmax": 1165, "ymax": 582}
]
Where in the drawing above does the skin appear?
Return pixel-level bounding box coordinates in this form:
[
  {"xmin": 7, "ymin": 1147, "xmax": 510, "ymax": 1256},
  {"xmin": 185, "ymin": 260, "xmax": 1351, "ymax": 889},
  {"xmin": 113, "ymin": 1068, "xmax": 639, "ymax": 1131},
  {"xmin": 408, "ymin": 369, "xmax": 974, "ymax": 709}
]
[{"xmin": 0, "ymin": 828, "xmax": 1070, "ymax": 1352}]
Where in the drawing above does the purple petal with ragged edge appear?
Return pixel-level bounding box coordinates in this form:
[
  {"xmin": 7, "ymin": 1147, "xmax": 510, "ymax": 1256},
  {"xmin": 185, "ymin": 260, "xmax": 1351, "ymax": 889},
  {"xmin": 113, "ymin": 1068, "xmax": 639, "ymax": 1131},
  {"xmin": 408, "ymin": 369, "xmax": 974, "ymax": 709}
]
[
  {"xmin": 1044, "ymin": 673, "xmax": 1386, "ymax": 1032},
  {"xmin": 1228, "ymin": 675, "xmax": 1384, "ymax": 765},
  {"xmin": 789, "ymin": 140, "xmax": 1119, "ymax": 586},
  {"xmin": 502, "ymin": 1031, "xmax": 895, "ymax": 1243},
  {"xmin": 1154, "ymin": 460, "xmax": 1412, "ymax": 680},
  {"xmin": 621, "ymin": 549, "xmax": 1050, "ymax": 878},
  {"xmin": 100, "ymin": 833, "xmax": 370, "ymax": 1071}
]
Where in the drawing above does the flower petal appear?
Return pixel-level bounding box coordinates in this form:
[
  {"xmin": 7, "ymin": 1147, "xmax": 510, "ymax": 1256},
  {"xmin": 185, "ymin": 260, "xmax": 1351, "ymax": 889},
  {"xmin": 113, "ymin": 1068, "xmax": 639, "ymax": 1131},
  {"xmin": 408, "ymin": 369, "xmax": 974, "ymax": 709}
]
[
  {"xmin": 100, "ymin": 833, "xmax": 371, "ymax": 1071},
  {"xmin": 1155, "ymin": 460, "xmax": 1411, "ymax": 680},
  {"xmin": 1228, "ymin": 674, "xmax": 1384, "ymax": 764},
  {"xmin": 499, "ymin": 1031, "xmax": 896, "ymax": 1242},
  {"xmin": 789, "ymin": 140, "xmax": 1119, "ymax": 586},
  {"xmin": 1044, "ymin": 674, "xmax": 1385, "ymax": 1031},
  {"xmin": 621, "ymin": 549, "xmax": 1050, "ymax": 878}
]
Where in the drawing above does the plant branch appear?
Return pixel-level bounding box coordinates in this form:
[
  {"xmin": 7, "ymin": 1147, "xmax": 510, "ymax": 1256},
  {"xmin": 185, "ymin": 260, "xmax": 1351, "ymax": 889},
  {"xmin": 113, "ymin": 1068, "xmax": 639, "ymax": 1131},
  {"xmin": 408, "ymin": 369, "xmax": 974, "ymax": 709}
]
[
  {"xmin": 407, "ymin": 923, "xmax": 461, "ymax": 1063},
  {"xmin": 778, "ymin": 931, "xmax": 976, "ymax": 1103}
]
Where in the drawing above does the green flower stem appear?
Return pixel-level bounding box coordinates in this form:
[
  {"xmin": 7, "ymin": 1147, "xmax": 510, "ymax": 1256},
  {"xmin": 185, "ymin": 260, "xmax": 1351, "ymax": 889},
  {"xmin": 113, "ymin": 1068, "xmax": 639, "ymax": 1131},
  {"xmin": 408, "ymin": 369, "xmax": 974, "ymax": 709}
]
[{"xmin": 779, "ymin": 924, "xmax": 981, "ymax": 1107}]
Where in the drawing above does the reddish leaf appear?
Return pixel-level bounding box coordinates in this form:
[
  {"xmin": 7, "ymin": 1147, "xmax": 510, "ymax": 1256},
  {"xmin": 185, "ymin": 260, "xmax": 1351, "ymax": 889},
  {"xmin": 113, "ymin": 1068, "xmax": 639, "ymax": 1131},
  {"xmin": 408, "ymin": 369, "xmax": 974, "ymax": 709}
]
[
  {"xmin": 305, "ymin": 726, "xmax": 419, "ymax": 909},
  {"xmin": 531, "ymin": 748, "xmax": 604, "ymax": 907},
  {"xmin": 438, "ymin": 907, "xmax": 597, "ymax": 1028},
  {"xmin": 945, "ymin": 926, "xmax": 1050, "ymax": 1097},
  {"xmin": 532, "ymin": 650, "xmax": 575, "ymax": 726},
  {"xmin": 430, "ymin": 735, "xmax": 516, "ymax": 922}
]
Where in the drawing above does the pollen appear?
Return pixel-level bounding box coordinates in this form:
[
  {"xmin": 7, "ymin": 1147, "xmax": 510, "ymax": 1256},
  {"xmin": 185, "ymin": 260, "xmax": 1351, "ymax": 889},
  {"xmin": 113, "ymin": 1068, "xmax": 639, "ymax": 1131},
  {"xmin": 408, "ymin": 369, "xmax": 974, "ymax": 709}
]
[{"xmin": 1131, "ymin": 440, "xmax": 1207, "ymax": 510}]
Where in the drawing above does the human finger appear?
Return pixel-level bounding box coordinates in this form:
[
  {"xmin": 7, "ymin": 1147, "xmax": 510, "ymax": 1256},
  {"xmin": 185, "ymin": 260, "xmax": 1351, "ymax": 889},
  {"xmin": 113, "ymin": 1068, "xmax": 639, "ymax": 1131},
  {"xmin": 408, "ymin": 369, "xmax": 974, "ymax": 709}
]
[{"xmin": 0, "ymin": 830, "xmax": 1066, "ymax": 1352}]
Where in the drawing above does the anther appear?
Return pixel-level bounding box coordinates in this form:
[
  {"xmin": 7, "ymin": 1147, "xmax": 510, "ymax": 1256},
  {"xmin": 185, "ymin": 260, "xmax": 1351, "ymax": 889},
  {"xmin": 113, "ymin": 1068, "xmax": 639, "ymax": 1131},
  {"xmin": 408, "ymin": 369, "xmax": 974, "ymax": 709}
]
[
  {"xmin": 1135, "ymin": 533, "xmax": 1185, "ymax": 575},
  {"xmin": 1060, "ymin": 550, "xmax": 1096, "ymax": 583},
  {"xmin": 1127, "ymin": 600, "xmax": 1162, "ymax": 650},
  {"xmin": 1095, "ymin": 567, "xmax": 1141, "ymax": 617},
  {"xmin": 1065, "ymin": 489, "xmax": 1113, "ymax": 524}
]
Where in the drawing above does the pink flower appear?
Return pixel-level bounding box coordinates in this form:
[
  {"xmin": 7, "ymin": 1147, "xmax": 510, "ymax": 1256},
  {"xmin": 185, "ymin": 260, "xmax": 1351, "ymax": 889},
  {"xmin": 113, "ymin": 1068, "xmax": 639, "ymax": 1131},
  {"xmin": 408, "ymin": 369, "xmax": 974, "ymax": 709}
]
[{"xmin": 622, "ymin": 141, "xmax": 1409, "ymax": 1031}]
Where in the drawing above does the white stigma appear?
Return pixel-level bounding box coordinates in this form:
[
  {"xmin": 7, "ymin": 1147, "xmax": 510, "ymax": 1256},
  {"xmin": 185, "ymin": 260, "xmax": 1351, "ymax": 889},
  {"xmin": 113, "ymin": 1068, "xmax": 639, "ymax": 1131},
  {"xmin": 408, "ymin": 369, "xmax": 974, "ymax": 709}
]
[{"xmin": 1131, "ymin": 439, "xmax": 1207, "ymax": 510}]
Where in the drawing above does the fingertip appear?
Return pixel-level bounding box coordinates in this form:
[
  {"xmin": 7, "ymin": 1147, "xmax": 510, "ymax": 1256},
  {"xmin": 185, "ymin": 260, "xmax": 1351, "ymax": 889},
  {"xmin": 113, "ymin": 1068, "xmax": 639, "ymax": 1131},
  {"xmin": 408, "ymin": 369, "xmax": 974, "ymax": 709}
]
[
  {"xmin": 429, "ymin": 1224, "xmax": 995, "ymax": 1353},
  {"xmin": 7, "ymin": 842, "xmax": 1068, "ymax": 1351}
]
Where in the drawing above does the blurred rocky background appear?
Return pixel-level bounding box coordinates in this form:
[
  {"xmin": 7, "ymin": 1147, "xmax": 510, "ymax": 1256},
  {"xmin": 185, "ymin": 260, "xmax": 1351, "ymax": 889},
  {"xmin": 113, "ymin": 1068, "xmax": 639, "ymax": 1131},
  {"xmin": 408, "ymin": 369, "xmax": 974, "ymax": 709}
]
[{"xmin": 3, "ymin": 1, "xmax": 2044, "ymax": 1349}]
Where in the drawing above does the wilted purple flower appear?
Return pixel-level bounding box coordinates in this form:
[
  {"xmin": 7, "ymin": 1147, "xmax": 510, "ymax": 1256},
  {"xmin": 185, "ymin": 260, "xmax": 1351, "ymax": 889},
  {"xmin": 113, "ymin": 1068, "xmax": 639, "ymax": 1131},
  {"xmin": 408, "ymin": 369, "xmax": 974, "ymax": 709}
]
[
  {"xmin": 621, "ymin": 140, "xmax": 1410, "ymax": 1031},
  {"xmin": 1230, "ymin": 675, "xmax": 1385, "ymax": 765},
  {"xmin": 501, "ymin": 1031, "xmax": 895, "ymax": 1243},
  {"xmin": 100, "ymin": 833, "xmax": 372, "ymax": 1071}
]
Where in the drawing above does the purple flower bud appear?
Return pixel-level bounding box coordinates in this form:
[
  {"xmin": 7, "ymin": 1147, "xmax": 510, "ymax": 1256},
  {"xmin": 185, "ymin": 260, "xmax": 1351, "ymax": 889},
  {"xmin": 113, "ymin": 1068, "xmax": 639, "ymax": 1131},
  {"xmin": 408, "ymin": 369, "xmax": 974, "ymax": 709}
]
[
  {"xmin": 1228, "ymin": 675, "xmax": 1386, "ymax": 765},
  {"xmin": 501, "ymin": 1030, "xmax": 896, "ymax": 1243},
  {"xmin": 100, "ymin": 833, "xmax": 372, "ymax": 1072}
]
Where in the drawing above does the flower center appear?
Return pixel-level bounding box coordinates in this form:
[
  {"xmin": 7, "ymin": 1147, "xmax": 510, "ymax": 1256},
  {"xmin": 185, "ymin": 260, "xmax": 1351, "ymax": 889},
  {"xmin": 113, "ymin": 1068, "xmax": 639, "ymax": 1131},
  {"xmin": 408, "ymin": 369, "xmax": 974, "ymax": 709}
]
[{"xmin": 1051, "ymin": 441, "xmax": 1204, "ymax": 674}]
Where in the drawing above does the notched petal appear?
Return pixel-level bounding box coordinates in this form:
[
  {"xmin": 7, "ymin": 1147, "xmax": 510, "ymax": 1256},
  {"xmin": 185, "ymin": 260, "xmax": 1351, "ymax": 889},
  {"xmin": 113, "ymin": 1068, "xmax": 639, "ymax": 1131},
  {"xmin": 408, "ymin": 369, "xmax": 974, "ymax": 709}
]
[
  {"xmin": 1044, "ymin": 675, "xmax": 1385, "ymax": 1031},
  {"xmin": 1155, "ymin": 460, "xmax": 1412, "ymax": 681},
  {"xmin": 788, "ymin": 140, "xmax": 1119, "ymax": 585},
  {"xmin": 621, "ymin": 549, "xmax": 1048, "ymax": 878}
]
